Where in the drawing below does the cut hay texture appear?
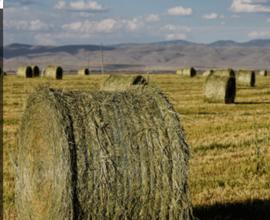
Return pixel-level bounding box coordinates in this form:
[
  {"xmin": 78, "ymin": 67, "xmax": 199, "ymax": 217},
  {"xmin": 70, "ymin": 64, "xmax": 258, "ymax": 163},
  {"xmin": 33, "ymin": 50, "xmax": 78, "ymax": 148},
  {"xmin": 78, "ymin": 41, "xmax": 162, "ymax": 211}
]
[
  {"xmin": 259, "ymin": 70, "xmax": 268, "ymax": 76},
  {"xmin": 101, "ymin": 74, "xmax": 148, "ymax": 91},
  {"xmin": 78, "ymin": 68, "xmax": 90, "ymax": 76},
  {"xmin": 204, "ymin": 69, "xmax": 236, "ymax": 104},
  {"xmin": 237, "ymin": 70, "xmax": 256, "ymax": 87},
  {"xmin": 17, "ymin": 66, "xmax": 33, "ymax": 78},
  {"xmin": 16, "ymin": 87, "xmax": 193, "ymax": 220},
  {"xmin": 43, "ymin": 65, "xmax": 63, "ymax": 80},
  {"xmin": 31, "ymin": 65, "xmax": 41, "ymax": 77},
  {"xmin": 176, "ymin": 67, "xmax": 197, "ymax": 77}
]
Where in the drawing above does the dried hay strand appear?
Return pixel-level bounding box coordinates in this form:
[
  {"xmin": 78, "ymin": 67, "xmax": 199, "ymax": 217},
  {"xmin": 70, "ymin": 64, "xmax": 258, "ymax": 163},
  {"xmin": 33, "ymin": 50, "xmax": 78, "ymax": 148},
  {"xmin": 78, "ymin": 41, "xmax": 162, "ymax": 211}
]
[
  {"xmin": 101, "ymin": 74, "xmax": 148, "ymax": 91},
  {"xmin": 31, "ymin": 65, "xmax": 41, "ymax": 77},
  {"xmin": 17, "ymin": 66, "xmax": 33, "ymax": 78},
  {"xmin": 16, "ymin": 87, "xmax": 193, "ymax": 220},
  {"xmin": 204, "ymin": 69, "xmax": 236, "ymax": 104},
  {"xmin": 44, "ymin": 65, "xmax": 63, "ymax": 80},
  {"xmin": 237, "ymin": 70, "xmax": 256, "ymax": 87},
  {"xmin": 78, "ymin": 68, "xmax": 90, "ymax": 76},
  {"xmin": 176, "ymin": 67, "xmax": 197, "ymax": 77},
  {"xmin": 259, "ymin": 70, "xmax": 268, "ymax": 76}
]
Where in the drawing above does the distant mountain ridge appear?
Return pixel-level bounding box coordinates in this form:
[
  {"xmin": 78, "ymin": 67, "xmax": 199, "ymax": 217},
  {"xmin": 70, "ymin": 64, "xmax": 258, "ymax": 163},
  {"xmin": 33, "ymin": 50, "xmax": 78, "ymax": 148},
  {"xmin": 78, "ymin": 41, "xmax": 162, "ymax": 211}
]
[{"xmin": 4, "ymin": 39, "xmax": 270, "ymax": 71}]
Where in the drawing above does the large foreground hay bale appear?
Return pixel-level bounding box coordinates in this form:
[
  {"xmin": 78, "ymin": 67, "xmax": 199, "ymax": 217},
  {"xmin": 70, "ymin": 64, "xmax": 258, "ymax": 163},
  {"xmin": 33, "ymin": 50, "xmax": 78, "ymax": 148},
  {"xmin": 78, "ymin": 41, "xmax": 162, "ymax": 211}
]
[
  {"xmin": 78, "ymin": 68, "xmax": 90, "ymax": 76},
  {"xmin": 176, "ymin": 67, "xmax": 197, "ymax": 77},
  {"xmin": 17, "ymin": 66, "xmax": 33, "ymax": 78},
  {"xmin": 16, "ymin": 87, "xmax": 193, "ymax": 220},
  {"xmin": 237, "ymin": 70, "xmax": 256, "ymax": 87},
  {"xmin": 259, "ymin": 70, "xmax": 268, "ymax": 76},
  {"xmin": 204, "ymin": 70, "xmax": 236, "ymax": 104},
  {"xmin": 101, "ymin": 74, "xmax": 148, "ymax": 91},
  {"xmin": 43, "ymin": 66, "xmax": 63, "ymax": 80},
  {"xmin": 31, "ymin": 65, "xmax": 41, "ymax": 77}
]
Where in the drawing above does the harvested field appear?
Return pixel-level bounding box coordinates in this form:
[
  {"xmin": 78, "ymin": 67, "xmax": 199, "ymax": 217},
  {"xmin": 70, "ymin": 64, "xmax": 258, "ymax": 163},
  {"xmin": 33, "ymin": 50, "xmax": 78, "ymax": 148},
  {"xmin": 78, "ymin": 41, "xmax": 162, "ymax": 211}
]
[{"xmin": 3, "ymin": 74, "xmax": 270, "ymax": 220}]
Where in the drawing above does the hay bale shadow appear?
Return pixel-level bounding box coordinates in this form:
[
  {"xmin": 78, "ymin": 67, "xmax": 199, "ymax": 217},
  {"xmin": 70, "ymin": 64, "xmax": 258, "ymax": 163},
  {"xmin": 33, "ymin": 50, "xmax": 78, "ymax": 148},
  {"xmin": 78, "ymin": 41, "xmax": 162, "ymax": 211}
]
[{"xmin": 193, "ymin": 199, "xmax": 270, "ymax": 220}]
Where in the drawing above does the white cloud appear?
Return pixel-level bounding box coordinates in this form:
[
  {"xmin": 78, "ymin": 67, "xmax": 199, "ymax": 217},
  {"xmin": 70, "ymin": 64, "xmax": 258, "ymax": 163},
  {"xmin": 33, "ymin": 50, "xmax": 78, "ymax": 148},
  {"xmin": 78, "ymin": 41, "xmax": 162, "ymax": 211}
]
[
  {"xmin": 5, "ymin": 19, "xmax": 50, "ymax": 31},
  {"xmin": 231, "ymin": 0, "xmax": 270, "ymax": 13},
  {"xmin": 55, "ymin": 0, "xmax": 106, "ymax": 12},
  {"xmin": 203, "ymin": 13, "xmax": 225, "ymax": 20},
  {"xmin": 168, "ymin": 6, "xmax": 192, "ymax": 16},
  {"xmin": 203, "ymin": 13, "xmax": 219, "ymax": 19},
  {"xmin": 248, "ymin": 30, "xmax": 270, "ymax": 38},
  {"xmin": 62, "ymin": 18, "xmax": 144, "ymax": 34},
  {"xmin": 145, "ymin": 14, "xmax": 160, "ymax": 22},
  {"xmin": 166, "ymin": 33, "xmax": 187, "ymax": 40},
  {"xmin": 161, "ymin": 24, "xmax": 191, "ymax": 32},
  {"xmin": 62, "ymin": 18, "xmax": 120, "ymax": 33},
  {"xmin": 0, "ymin": 0, "xmax": 3, "ymax": 9}
]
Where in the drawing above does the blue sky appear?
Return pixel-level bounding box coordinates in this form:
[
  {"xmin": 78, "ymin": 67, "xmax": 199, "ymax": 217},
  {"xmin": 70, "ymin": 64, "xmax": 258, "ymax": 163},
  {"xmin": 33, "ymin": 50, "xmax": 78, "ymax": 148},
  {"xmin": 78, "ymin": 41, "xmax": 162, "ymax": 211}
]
[{"xmin": 4, "ymin": 0, "xmax": 270, "ymax": 45}]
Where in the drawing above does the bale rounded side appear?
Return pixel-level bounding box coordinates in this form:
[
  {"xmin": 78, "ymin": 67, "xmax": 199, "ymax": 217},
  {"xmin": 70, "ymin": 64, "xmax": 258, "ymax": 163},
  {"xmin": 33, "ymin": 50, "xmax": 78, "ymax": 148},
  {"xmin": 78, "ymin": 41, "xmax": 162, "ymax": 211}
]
[
  {"xmin": 101, "ymin": 74, "xmax": 148, "ymax": 91},
  {"xmin": 202, "ymin": 70, "xmax": 214, "ymax": 77},
  {"xmin": 176, "ymin": 67, "xmax": 197, "ymax": 77},
  {"xmin": 259, "ymin": 70, "xmax": 267, "ymax": 76},
  {"xmin": 204, "ymin": 71, "xmax": 236, "ymax": 104},
  {"xmin": 17, "ymin": 66, "xmax": 33, "ymax": 78},
  {"xmin": 16, "ymin": 87, "xmax": 193, "ymax": 220},
  {"xmin": 78, "ymin": 68, "xmax": 90, "ymax": 76},
  {"xmin": 44, "ymin": 66, "xmax": 63, "ymax": 80},
  {"xmin": 237, "ymin": 70, "xmax": 256, "ymax": 87}
]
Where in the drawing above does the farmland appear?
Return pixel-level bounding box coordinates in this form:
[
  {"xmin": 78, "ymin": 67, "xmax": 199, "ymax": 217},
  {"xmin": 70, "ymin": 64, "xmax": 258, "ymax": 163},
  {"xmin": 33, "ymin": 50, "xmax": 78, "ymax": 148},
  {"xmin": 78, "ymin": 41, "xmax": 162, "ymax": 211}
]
[{"xmin": 3, "ymin": 74, "xmax": 270, "ymax": 219}]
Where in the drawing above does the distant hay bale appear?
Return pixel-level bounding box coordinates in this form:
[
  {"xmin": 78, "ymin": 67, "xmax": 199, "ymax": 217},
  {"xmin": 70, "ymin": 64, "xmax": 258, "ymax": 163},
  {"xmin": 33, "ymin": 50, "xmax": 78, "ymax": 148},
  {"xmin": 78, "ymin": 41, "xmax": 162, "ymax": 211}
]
[
  {"xmin": 101, "ymin": 74, "xmax": 148, "ymax": 91},
  {"xmin": 204, "ymin": 69, "xmax": 236, "ymax": 104},
  {"xmin": 16, "ymin": 87, "xmax": 193, "ymax": 220},
  {"xmin": 202, "ymin": 70, "xmax": 214, "ymax": 77},
  {"xmin": 237, "ymin": 70, "xmax": 256, "ymax": 87},
  {"xmin": 44, "ymin": 66, "xmax": 63, "ymax": 80},
  {"xmin": 78, "ymin": 68, "xmax": 90, "ymax": 76},
  {"xmin": 176, "ymin": 67, "xmax": 197, "ymax": 77},
  {"xmin": 31, "ymin": 65, "xmax": 41, "ymax": 77},
  {"xmin": 17, "ymin": 66, "xmax": 33, "ymax": 78},
  {"xmin": 259, "ymin": 70, "xmax": 267, "ymax": 76}
]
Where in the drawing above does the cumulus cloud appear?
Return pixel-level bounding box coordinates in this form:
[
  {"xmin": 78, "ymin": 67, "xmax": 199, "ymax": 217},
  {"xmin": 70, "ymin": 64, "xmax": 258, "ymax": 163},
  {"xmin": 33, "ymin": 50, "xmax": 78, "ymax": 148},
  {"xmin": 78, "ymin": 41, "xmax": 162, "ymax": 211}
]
[
  {"xmin": 62, "ymin": 18, "xmax": 144, "ymax": 34},
  {"xmin": 202, "ymin": 13, "xmax": 225, "ymax": 20},
  {"xmin": 168, "ymin": 6, "xmax": 192, "ymax": 16},
  {"xmin": 248, "ymin": 30, "xmax": 270, "ymax": 38},
  {"xmin": 55, "ymin": 0, "xmax": 106, "ymax": 12},
  {"xmin": 5, "ymin": 19, "xmax": 50, "ymax": 31},
  {"xmin": 231, "ymin": 0, "xmax": 270, "ymax": 13},
  {"xmin": 166, "ymin": 33, "xmax": 187, "ymax": 40},
  {"xmin": 145, "ymin": 14, "xmax": 160, "ymax": 22}
]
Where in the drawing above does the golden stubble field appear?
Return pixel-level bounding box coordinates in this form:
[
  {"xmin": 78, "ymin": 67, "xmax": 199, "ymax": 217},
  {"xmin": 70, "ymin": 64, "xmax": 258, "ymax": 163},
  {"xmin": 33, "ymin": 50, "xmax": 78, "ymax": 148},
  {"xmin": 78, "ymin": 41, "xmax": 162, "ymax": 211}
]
[{"xmin": 3, "ymin": 74, "xmax": 270, "ymax": 219}]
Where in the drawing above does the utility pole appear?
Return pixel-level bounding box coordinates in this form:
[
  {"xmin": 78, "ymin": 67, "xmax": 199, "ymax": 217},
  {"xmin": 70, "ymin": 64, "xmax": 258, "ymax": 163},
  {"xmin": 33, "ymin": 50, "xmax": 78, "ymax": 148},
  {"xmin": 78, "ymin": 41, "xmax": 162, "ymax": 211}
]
[{"xmin": 100, "ymin": 43, "xmax": 104, "ymax": 74}]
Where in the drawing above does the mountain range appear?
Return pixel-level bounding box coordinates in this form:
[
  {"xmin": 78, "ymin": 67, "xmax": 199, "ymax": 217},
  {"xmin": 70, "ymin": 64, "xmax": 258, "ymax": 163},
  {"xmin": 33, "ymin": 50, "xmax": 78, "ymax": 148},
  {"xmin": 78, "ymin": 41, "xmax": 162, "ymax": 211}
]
[{"xmin": 4, "ymin": 39, "xmax": 270, "ymax": 71}]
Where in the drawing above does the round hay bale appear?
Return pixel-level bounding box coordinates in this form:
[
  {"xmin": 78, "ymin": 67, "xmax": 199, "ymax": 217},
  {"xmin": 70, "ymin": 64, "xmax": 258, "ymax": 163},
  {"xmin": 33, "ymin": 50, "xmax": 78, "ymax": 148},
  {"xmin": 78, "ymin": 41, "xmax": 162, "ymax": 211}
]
[
  {"xmin": 78, "ymin": 68, "xmax": 90, "ymax": 76},
  {"xmin": 202, "ymin": 70, "xmax": 214, "ymax": 77},
  {"xmin": 31, "ymin": 65, "xmax": 41, "ymax": 77},
  {"xmin": 259, "ymin": 70, "xmax": 267, "ymax": 76},
  {"xmin": 204, "ymin": 70, "xmax": 236, "ymax": 104},
  {"xmin": 16, "ymin": 87, "xmax": 193, "ymax": 220},
  {"xmin": 44, "ymin": 66, "xmax": 63, "ymax": 80},
  {"xmin": 237, "ymin": 70, "xmax": 256, "ymax": 87},
  {"xmin": 101, "ymin": 74, "xmax": 148, "ymax": 91},
  {"xmin": 176, "ymin": 67, "xmax": 197, "ymax": 77},
  {"xmin": 17, "ymin": 66, "xmax": 33, "ymax": 78}
]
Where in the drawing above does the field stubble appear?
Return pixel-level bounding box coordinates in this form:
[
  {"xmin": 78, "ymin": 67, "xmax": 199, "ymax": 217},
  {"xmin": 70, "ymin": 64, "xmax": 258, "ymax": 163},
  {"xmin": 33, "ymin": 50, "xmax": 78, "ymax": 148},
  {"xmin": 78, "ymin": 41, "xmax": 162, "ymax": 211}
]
[{"xmin": 3, "ymin": 74, "xmax": 270, "ymax": 219}]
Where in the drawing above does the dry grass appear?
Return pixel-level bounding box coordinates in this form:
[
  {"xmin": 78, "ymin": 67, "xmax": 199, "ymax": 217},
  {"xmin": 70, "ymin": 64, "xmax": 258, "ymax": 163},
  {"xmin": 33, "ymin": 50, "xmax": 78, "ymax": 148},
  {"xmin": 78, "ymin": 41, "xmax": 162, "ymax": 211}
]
[{"xmin": 3, "ymin": 74, "xmax": 270, "ymax": 219}]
